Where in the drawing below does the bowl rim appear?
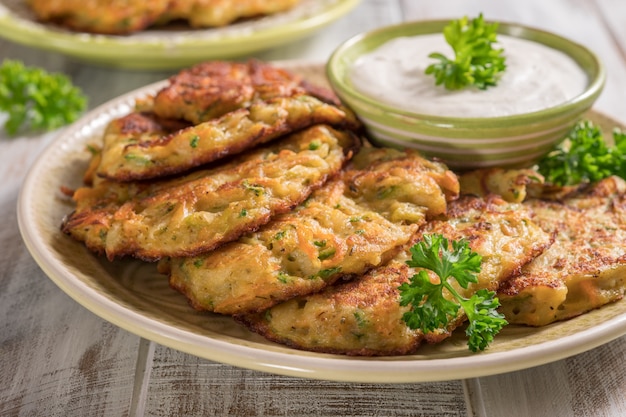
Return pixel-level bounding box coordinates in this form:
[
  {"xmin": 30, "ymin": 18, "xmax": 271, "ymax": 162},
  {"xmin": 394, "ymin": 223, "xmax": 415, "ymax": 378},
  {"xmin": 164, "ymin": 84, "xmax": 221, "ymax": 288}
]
[{"xmin": 326, "ymin": 19, "xmax": 606, "ymax": 126}]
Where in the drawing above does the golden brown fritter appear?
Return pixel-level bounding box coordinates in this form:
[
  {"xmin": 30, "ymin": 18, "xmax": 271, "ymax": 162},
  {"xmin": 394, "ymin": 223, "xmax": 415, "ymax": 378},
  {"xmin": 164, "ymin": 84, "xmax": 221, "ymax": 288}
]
[
  {"xmin": 458, "ymin": 166, "xmax": 587, "ymax": 203},
  {"xmin": 345, "ymin": 147, "xmax": 460, "ymax": 221},
  {"xmin": 459, "ymin": 168, "xmax": 545, "ymax": 203},
  {"xmin": 62, "ymin": 125, "xmax": 359, "ymax": 261},
  {"xmin": 418, "ymin": 196, "xmax": 554, "ymax": 296},
  {"xmin": 238, "ymin": 195, "xmax": 553, "ymax": 356},
  {"xmin": 163, "ymin": 148, "xmax": 460, "ymax": 315},
  {"xmin": 82, "ymin": 111, "xmax": 189, "ymax": 186},
  {"xmin": 97, "ymin": 95, "xmax": 359, "ymax": 182},
  {"xmin": 152, "ymin": 60, "xmax": 340, "ymax": 125},
  {"xmin": 239, "ymin": 259, "xmax": 426, "ymax": 356},
  {"xmin": 498, "ymin": 176, "xmax": 626, "ymax": 326},
  {"xmin": 458, "ymin": 168, "xmax": 626, "ymax": 326},
  {"xmin": 165, "ymin": 181, "xmax": 419, "ymax": 315},
  {"xmin": 28, "ymin": 0, "xmax": 301, "ymax": 34},
  {"xmin": 27, "ymin": 0, "xmax": 171, "ymax": 34},
  {"xmin": 161, "ymin": 0, "xmax": 300, "ymax": 28}
]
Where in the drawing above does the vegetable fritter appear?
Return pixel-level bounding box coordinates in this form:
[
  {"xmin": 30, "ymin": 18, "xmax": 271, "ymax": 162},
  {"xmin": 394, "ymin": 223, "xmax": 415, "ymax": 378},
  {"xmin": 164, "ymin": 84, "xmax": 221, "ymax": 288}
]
[
  {"xmin": 238, "ymin": 195, "xmax": 552, "ymax": 355},
  {"xmin": 459, "ymin": 168, "xmax": 626, "ymax": 326},
  {"xmin": 163, "ymin": 148, "xmax": 460, "ymax": 315},
  {"xmin": 62, "ymin": 125, "xmax": 359, "ymax": 261},
  {"xmin": 97, "ymin": 94, "xmax": 359, "ymax": 181},
  {"xmin": 160, "ymin": 0, "xmax": 300, "ymax": 29},
  {"xmin": 81, "ymin": 110, "xmax": 190, "ymax": 187},
  {"xmin": 499, "ymin": 176, "xmax": 626, "ymax": 326},
  {"xmin": 459, "ymin": 168, "xmax": 545, "ymax": 203},
  {"xmin": 28, "ymin": 0, "xmax": 301, "ymax": 34},
  {"xmin": 152, "ymin": 60, "xmax": 340, "ymax": 125},
  {"xmin": 28, "ymin": 0, "xmax": 171, "ymax": 34}
]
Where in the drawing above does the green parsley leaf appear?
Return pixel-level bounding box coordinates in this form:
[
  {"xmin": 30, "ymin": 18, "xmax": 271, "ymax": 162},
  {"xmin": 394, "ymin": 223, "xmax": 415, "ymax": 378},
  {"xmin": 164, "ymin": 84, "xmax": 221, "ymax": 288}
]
[
  {"xmin": 463, "ymin": 289, "xmax": 507, "ymax": 352},
  {"xmin": 537, "ymin": 120, "xmax": 626, "ymax": 186},
  {"xmin": 425, "ymin": 14, "xmax": 506, "ymax": 90},
  {"xmin": 0, "ymin": 60, "xmax": 87, "ymax": 135},
  {"xmin": 398, "ymin": 234, "xmax": 507, "ymax": 352},
  {"xmin": 399, "ymin": 269, "xmax": 459, "ymax": 331}
]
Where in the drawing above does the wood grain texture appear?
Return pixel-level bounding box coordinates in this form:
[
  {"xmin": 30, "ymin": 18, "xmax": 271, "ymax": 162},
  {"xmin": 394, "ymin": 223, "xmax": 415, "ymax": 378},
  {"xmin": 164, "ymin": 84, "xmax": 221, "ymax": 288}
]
[
  {"xmin": 145, "ymin": 346, "xmax": 467, "ymax": 417},
  {"xmin": 0, "ymin": 190, "xmax": 141, "ymax": 416},
  {"xmin": 0, "ymin": 42, "xmax": 154, "ymax": 417},
  {"xmin": 258, "ymin": 0, "xmax": 404, "ymax": 62},
  {"xmin": 595, "ymin": 0, "xmax": 626, "ymax": 61},
  {"xmin": 475, "ymin": 335, "xmax": 626, "ymax": 417}
]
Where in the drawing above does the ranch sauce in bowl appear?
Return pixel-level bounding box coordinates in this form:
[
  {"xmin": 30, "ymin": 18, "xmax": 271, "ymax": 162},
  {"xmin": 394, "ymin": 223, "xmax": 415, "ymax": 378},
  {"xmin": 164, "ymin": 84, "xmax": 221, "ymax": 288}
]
[{"xmin": 349, "ymin": 34, "xmax": 588, "ymax": 118}]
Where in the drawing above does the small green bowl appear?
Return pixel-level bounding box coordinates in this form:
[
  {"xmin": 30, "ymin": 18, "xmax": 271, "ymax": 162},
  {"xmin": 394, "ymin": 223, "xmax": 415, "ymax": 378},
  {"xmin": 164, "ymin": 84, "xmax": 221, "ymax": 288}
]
[{"xmin": 326, "ymin": 20, "xmax": 605, "ymax": 170}]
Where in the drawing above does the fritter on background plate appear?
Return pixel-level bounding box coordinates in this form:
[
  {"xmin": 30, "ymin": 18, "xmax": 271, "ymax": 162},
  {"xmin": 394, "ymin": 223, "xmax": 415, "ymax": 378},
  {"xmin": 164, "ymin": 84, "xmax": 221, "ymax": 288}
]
[
  {"xmin": 159, "ymin": 0, "xmax": 301, "ymax": 29},
  {"xmin": 28, "ymin": 0, "xmax": 301, "ymax": 34},
  {"xmin": 27, "ymin": 0, "xmax": 170, "ymax": 34}
]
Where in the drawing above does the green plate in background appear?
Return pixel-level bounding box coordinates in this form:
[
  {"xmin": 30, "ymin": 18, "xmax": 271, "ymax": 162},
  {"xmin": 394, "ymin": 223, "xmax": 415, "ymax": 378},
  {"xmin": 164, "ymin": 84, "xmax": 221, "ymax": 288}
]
[{"xmin": 0, "ymin": 0, "xmax": 359, "ymax": 69}]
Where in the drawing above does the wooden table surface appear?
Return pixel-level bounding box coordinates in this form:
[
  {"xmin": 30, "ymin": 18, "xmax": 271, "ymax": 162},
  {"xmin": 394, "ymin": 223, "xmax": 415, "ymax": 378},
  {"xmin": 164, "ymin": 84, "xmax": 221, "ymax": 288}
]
[{"xmin": 1, "ymin": 0, "xmax": 625, "ymax": 415}]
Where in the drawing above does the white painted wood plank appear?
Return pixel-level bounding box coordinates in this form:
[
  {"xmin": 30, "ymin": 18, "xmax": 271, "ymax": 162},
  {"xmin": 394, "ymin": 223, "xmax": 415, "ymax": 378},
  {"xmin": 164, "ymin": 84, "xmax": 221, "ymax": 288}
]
[
  {"xmin": 145, "ymin": 345, "xmax": 467, "ymax": 417},
  {"xmin": 595, "ymin": 0, "xmax": 626, "ymax": 60},
  {"xmin": 475, "ymin": 335, "xmax": 626, "ymax": 417},
  {"xmin": 0, "ymin": 188, "xmax": 141, "ymax": 416},
  {"xmin": 258, "ymin": 0, "xmax": 404, "ymax": 62}
]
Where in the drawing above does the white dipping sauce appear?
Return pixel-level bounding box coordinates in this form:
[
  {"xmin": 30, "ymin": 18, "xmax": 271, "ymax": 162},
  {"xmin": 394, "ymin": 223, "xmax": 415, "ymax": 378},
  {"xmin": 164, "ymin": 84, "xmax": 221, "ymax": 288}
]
[{"xmin": 350, "ymin": 34, "xmax": 588, "ymax": 118}]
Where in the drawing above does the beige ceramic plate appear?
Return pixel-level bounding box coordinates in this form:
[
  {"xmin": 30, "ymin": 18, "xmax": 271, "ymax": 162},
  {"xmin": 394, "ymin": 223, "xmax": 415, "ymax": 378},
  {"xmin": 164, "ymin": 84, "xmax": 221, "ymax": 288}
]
[
  {"xmin": 0, "ymin": 0, "xmax": 359, "ymax": 69},
  {"xmin": 17, "ymin": 62, "xmax": 626, "ymax": 383}
]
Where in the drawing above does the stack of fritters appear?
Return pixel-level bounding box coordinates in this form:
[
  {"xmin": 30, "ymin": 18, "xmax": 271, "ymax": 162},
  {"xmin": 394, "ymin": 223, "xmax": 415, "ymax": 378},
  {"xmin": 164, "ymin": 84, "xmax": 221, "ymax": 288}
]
[
  {"xmin": 498, "ymin": 176, "xmax": 626, "ymax": 326},
  {"xmin": 63, "ymin": 61, "xmax": 361, "ymax": 261},
  {"xmin": 460, "ymin": 169, "xmax": 626, "ymax": 327},
  {"xmin": 161, "ymin": 147, "xmax": 460, "ymax": 315},
  {"xmin": 234, "ymin": 169, "xmax": 626, "ymax": 356},
  {"xmin": 28, "ymin": 0, "xmax": 301, "ymax": 34},
  {"xmin": 238, "ymin": 195, "xmax": 553, "ymax": 355},
  {"xmin": 62, "ymin": 61, "xmax": 626, "ymax": 356}
]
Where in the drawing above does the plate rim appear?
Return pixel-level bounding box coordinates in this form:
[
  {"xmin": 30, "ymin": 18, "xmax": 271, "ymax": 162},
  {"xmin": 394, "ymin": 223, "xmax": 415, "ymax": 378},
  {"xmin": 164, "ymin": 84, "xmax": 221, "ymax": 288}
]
[
  {"xmin": 0, "ymin": 0, "xmax": 360, "ymax": 69},
  {"xmin": 16, "ymin": 62, "xmax": 626, "ymax": 383}
]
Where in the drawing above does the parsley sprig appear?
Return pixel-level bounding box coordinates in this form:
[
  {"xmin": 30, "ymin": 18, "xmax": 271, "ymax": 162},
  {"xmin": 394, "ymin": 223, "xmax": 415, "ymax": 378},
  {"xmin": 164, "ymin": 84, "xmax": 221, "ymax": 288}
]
[
  {"xmin": 0, "ymin": 60, "xmax": 87, "ymax": 135},
  {"xmin": 425, "ymin": 14, "xmax": 506, "ymax": 90},
  {"xmin": 398, "ymin": 234, "xmax": 507, "ymax": 352},
  {"xmin": 537, "ymin": 120, "xmax": 626, "ymax": 186}
]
